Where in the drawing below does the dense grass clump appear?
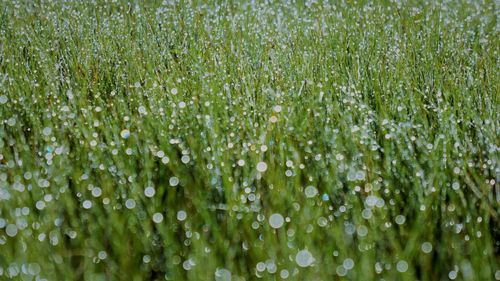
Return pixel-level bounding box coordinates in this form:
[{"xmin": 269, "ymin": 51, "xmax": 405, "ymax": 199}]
[{"xmin": 0, "ymin": 0, "xmax": 498, "ymax": 280}]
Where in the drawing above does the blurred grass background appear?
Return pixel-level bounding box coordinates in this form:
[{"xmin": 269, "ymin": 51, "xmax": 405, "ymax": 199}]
[{"xmin": 0, "ymin": 0, "xmax": 498, "ymax": 280}]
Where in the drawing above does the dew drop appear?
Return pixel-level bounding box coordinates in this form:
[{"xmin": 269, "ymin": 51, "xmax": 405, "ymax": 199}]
[
  {"xmin": 304, "ymin": 186, "xmax": 318, "ymax": 198},
  {"xmin": 120, "ymin": 129, "xmax": 130, "ymax": 139},
  {"xmin": 280, "ymin": 269, "xmax": 289, "ymax": 279},
  {"xmin": 256, "ymin": 162, "xmax": 268, "ymax": 172},
  {"xmin": 395, "ymin": 215, "xmax": 406, "ymax": 225},
  {"xmin": 0, "ymin": 95, "xmax": 8, "ymax": 104},
  {"xmin": 268, "ymin": 213, "xmax": 284, "ymax": 229},
  {"xmin": 215, "ymin": 268, "xmax": 231, "ymax": 281},
  {"xmin": 98, "ymin": 251, "xmax": 107, "ymax": 260},
  {"xmin": 82, "ymin": 200, "xmax": 92, "ymax": 209},
  {"xmin": 343, "ymin": 258, "xmax": 354, "ymax": 270},
  {"xmin": 125, "ymin": 199, "xmax": 136, "ymax": 209},
  {"xmin": 295, "ymin": 249, "xmax": 315, "ymax": 267},
  {"xmin": 5, "ymin": 224, "xmax": 17, "ymax": 237},
  {"xmin": 144, "ymin": 186, "xmax": 155, "ymax": 197},
  {"xmin": 177, "ymin": 210, "xmax": 187, "ymax": 221},
  {"xmin": 152, "ymin": 213, "xmax": 164, "ymax": 223},
  {"xmin": 42, "ymin": 127, "xmax": 52, "ymax": 136},
  {"xmin": 169, "ymin": 177, "xmax": 179, "ymax": 187},
  {"xmin": 138, "ymin": 106, "xmax": 147, "ymax": 114},
  {"xmin": 396, "ymin": 260, "xmax": 408, "ymax": 273},
  {"xmin": 421, "ymin": 242, "xmax": 433, "ymax": 253}
]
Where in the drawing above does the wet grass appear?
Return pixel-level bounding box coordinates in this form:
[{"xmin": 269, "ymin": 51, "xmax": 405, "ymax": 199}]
[{"xmin": 0, "ymin": 0, "xmax": 498, "ymax": 280}]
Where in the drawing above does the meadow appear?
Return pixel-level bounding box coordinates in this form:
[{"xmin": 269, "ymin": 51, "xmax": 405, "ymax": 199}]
[{"xmin": 0, "ymin": 0, "xmax": 498, "ymax": 280}]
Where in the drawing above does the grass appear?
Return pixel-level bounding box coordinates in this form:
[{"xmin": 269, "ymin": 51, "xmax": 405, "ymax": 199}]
[{"xmin": 0, "ymin": 0, "xmax": 498, "ymax": 280}]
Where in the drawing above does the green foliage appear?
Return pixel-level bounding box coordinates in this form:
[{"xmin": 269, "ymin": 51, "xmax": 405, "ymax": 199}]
[{"xmin": 0, "ymin": 0, "xmax": 498, "ymax": 280}]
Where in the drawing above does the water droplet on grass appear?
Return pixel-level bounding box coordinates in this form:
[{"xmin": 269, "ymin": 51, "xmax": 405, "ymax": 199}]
[
  {"xmin": 343, "ymin": 258, "xmax": 354, "ymax": 270},
  {"xmin": 421, "ymin": 242, "xmax": 433, "ymax": 253},
  {"xmin": 98, "ymin": 251, "xmax": 107, "ymax": 260},
  {"xmin": 256, "ymin": 162, "xmax": 268, "ymax": 172},
  {"xmin": 125, "ymin": 199, "xmax": 136, "ymax": 209},
  {"xmin": 120, "ymin": 129, "xmax": 130, "ymax": 139},
  {"xmin": 152, "ymin": 213, "xmax": 163, "ymax": 223},
  {"xmin": 336, "ymin": 265, "xmax": 347, "ymax": 276},
  {"xmin": 396, "ymin": 260, "xmax": 408, "ymax": 272},
  {"xmin": 177, "ymin": 210, "xmax": 187, "ymax": 221},
  {"xmin": 144, "ymin": 186, "xmax": 155, "ymax": 197},
  {"xmin": 169, "ymin": 177, "xmax": 179, "ymax": 186},
  {"xmin": 138, "ymin": 106, "xmax": 147, "ymax": 114},
  {"xmin": 395, "ymin": 215, "xmax": 406, "ymax": 225},
  {"xmin": 181, "ymin": 155, "xmax": 190, "ymax": 164},
  {"xmin": 82, "ymin": 200, "xmax": 92, "ymax": 209},
  {"xmin": 42, "ymin": 127, "xmax": 52, "ymax": 136},
  {"xmin": 5, "ymin": 224, "xmax": 17, "ymax": 237},
  {"xmin": 91, "ymin": 187, "xmax": 102, "ymax": 197},
  {"xmin": 269, "ymin": 213, "xmax": 284, "ymax": 229},
  {"xmin": 304, "ymin": 186, "xmax": 318, "ymax": 198},
  {"xmin": 295, "ymin": 249, "xmax": 315, "ymax": 267},
  {"xmin": 215, "ymin": 268, "xmax": 231, "ymax": 281}
]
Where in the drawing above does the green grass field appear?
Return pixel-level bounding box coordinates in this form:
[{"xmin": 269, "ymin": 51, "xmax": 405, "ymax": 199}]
[{"xmin": 0, "ymin": 0, "xmax": 499, "ymax": 280}]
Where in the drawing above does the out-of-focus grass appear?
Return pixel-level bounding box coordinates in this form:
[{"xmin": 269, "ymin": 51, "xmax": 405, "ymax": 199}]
[{"xmin": 0, "ymin": 0, "xmax": 498, "ymax": 280}]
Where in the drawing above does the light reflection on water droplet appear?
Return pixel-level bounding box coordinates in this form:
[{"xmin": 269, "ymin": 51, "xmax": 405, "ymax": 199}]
[
  {"xmin": 396, "ymin": 260, "xmax": 408, "ymax": 273},
  {"xmin": 144, "ymin": 186, "xmax": 155, "ymax": 197},
  {"xmin": 120, "ymin": 129, "xmax": 130, "ymax": 139},
  {"xmin": 177, "ymin": 210, "xmax": 187, "ymax": 221},
  {"xmin": 269, "ymin": 213, "xmax": 284, "ymax": 229},
  {"xmin": 305, "ymin": 186, "xmax": 318, "ymax": 198},
  {"xmin": 152, "ymin": 213, "xmax": 163, "ymax": 223},
  {"xmin": 125, "ymin": 199, "xmax": 136, "ymax": 209},
  {"xmin": 343, "ymin": 258, "xmax": 354, "ymax": 270},
  {"xmin": 421, "ymin": 242, "xmax": 433, "ymax": 253},
  {"xmin": 169, "ymin": 177, "xmax": 179, "ymax": 186},
  {"xmin": 256, "ymin": 162, "xmax": 268, "ymax": 172},
  {"xmin": 215, "ymin": 268, "xmax": 231, "ymax": 281},
  {"xmin": 5, "ymin": 224, "xmax": 17, "ymax": 237},
  {"xmin": 82, "ymin": 200, "xmax": 92, "ymax": 209},
  {"xmin": 0, "ymin": 95, "xmax": 8, "ymax": 104},
  {"xmin": 295, "ymin": 249, "xmax": 314, "ymax": 267}
]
